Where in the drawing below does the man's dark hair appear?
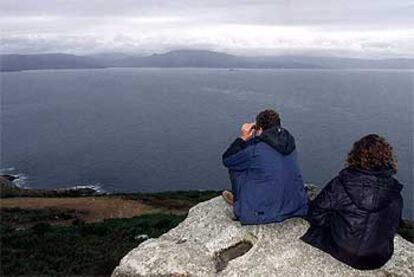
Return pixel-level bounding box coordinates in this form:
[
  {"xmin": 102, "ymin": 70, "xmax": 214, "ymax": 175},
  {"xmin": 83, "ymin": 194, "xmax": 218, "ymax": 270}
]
[{"xmin": 255, "ymin": 109, "xmax": 281, "ymax": 130}]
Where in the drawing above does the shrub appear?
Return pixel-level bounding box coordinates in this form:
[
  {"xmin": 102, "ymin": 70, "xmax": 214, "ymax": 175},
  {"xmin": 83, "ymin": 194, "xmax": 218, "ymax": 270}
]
[
  {"xmin": 1, "ymin": 213, "xmax": 186, "ymax": 276},
  {"xmin": 32, "ymin": 222, "xmax": 52, "ymax": 235}
]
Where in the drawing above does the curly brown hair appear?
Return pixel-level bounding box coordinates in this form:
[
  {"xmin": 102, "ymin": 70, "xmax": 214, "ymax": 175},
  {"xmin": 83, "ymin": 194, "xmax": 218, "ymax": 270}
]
[
  {"xmin": 255, "ymin": 109, "xmax": 281, "ymax": 130},
  {"xmin": 346, "ymin": 134, "xmax": 397, "ymax": 173}
]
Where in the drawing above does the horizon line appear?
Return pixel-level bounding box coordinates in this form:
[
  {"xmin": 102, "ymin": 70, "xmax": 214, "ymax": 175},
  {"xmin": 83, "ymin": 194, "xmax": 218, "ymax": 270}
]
[{"xmin": 2, "ymin": 49, "xmax": 414, "ymax": 60}]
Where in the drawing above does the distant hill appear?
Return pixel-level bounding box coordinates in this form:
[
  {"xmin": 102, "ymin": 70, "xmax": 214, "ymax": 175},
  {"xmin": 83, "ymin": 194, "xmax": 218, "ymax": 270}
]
[
  {"xmin": 0, "ymin": 53, "xmax": 105, "ymax": 72},
  {"xmin": 259, "ymin": 55, "xmax": 414, "ymax": 69},
  {"xmin": 113, "ymin": 50, "xmax": 243, "ymax": 68},
  {"xmin": 88, "ymin": 50, "xmax": 414, "ymax": 69},
  {"xmin": 97, "ymin": 50, "xmax": 319, "ymax": 69},
  {"xmin": 85, "ymin": 52, "xmax": 133, "ymax": 67},
  {"xmin": 2, "ymin": 50, "xmax": 414, "ymax": 71}
]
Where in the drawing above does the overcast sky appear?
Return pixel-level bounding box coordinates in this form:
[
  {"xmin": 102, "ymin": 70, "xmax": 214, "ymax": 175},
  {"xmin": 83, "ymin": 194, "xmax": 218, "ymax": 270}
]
[{"xmin": 1, "ymin": 0, "xmax": 413, "ymax": 57}]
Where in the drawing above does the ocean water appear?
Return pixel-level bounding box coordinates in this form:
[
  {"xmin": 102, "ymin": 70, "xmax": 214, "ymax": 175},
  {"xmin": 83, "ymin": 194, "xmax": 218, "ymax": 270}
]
[{"xmin": 1, "ymin": 68, "xmax": 413, "ymax": 218}]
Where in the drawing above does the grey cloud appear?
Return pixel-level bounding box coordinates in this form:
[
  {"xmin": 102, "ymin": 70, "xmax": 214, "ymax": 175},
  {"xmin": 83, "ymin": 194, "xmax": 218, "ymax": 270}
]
[
  {"xmin": 1, "ymin": 0, "xmax": 413, "ymax": 57},
  {"xmin": 2, "ymin": 0, "xmax": 413, "ymax": 25}
]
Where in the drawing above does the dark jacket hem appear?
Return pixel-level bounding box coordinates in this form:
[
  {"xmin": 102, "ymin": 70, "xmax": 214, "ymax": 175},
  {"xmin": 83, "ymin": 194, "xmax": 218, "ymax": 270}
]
[{"xmin": 301, "ymin": 227, "xmax": 392, "ymax": 270}]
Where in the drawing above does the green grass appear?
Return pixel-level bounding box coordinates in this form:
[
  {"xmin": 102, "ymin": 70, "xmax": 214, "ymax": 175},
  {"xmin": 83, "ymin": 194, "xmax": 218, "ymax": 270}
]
[
  {"xmin": 120, "ymin": 190, "xmax": 221, "ymax": 210},
  {"xmin": 0, "ymin": 191, "xmax": 220, "ymax": 276},
  {"xmin": 0, "ymin": 213, "xmax": 186, "ymax": 277},
  {"xmin": 1, "ymin": 207, "xmax": 81, "ymax": 226}
]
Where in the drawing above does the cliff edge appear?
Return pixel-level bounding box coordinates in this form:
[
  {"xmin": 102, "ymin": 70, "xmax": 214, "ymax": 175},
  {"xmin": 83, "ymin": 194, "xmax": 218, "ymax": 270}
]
[{"xmin": 112, "ymin": 196, "xmax": 413, "ymax": 277}]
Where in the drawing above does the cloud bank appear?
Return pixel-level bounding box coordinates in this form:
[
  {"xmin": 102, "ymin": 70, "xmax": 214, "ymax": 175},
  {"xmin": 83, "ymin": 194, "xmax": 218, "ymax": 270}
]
[{"xmin": 1, "ymin": 0, "xmax": 413, "ymax": 57}]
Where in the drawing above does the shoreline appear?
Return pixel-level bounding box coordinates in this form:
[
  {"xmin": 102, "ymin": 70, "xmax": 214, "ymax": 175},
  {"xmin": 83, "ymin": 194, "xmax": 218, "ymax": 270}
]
[{"xmin": 2, "ymin": 175, "xmax": 413, "ymax": 223}]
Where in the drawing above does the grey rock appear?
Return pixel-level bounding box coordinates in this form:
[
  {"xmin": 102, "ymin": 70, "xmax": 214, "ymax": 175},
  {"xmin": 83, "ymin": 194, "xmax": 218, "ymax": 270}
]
[
  {"xmin": 134, "ymin": 234, "xmax": 149, "ymax": 241},
  {"xmin": 304, "ymin": 183, "xmax": 321, "ymax": 201},
  {"xmin": 112, "ymin": 196, "xmax": 414, "ymax": 277}
]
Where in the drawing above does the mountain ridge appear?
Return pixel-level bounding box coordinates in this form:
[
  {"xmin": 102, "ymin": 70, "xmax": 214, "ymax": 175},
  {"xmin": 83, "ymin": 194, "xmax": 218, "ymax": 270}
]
[{"xmin": 1, "ymin": 50, "xmax": 414, "ymax": 71}]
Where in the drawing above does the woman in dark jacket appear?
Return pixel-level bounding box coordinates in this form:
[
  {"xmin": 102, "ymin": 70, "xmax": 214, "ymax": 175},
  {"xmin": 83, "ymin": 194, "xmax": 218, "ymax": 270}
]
[{"xmin": 301, "ymin": 134, "xmax": 403, "ymax": 270}]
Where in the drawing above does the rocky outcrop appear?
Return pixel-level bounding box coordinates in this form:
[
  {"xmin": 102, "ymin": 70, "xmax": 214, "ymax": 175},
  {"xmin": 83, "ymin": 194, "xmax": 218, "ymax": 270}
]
[
  {"xmin": 0, "ymin": 176, "xmax": 23, "ymax": 197},
  {"xmin": 112, "ymin": 196, "xmax": 413, "ymax": 277}
]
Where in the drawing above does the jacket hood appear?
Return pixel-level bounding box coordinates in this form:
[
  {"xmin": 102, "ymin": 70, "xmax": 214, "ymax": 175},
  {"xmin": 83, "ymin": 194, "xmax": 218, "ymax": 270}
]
[
  {"xmin": 258, "ymin": 127, "xmax": 296, "ymax": 155},
  {"xmin": 339, "ymin": 167, "xmax": 403, "ymax": 212}
]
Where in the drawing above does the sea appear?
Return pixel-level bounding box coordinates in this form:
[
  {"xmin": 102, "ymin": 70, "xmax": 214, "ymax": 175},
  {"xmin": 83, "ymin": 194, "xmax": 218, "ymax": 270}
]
[{"xmin": 1, "ymin": 68, "xmax": 413, "ymax": 219}]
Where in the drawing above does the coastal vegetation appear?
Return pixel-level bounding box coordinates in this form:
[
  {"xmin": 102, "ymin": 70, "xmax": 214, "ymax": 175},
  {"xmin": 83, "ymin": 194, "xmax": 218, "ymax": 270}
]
[
  {"xmin": 1, "ymin": 211, "xmax": 186, "ymax": 276},
  {"xmin": 0, "ymin": 177, "xmax": 412, "ymax": 276},
  {"xmin": 0, "ymin": 180, "xmax": 220, "ymax": 276}
]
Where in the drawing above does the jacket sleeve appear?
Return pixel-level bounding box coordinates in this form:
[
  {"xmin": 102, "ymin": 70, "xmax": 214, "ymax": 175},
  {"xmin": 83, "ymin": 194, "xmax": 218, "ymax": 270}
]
[
  {"xmin": 307, "ymin": 177, "xmax": 338, "ymax": 227},
  {"xmin": 222, "ymin": 138, "xmax": 252, "ymax": 171}
]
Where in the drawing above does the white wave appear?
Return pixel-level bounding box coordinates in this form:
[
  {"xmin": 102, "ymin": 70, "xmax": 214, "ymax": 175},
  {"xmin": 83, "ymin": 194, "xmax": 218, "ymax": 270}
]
[
  {"xmin": 57, "ymin": 183, "xmax": 107, "ymax": 194},
  {"xmin": 0, "ymin": 167, "xmax": 28, "ymax": 188},
  {"xmin": 0, "ymin": 167, "xmax": 16, "ymax": 173},
  {"xmin": 1, "ymin": 167, "xmax": 107, "ymax": 194},
  {"xmin": 12, "ymin": 173, "xmax": 29, "ymax": 188}
]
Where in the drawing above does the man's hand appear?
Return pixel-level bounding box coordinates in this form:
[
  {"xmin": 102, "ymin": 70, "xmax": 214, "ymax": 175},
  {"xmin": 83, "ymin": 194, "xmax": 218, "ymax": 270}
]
[{"xmin": 240, "ymin": 122, "xmax": 255, "ymax": 141}]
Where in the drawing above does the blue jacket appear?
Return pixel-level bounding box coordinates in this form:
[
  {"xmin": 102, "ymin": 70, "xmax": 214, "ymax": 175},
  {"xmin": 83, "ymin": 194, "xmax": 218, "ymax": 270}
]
[{"xmin": 222, "ymin": 127, "xmax": 308, "ymax": 225}]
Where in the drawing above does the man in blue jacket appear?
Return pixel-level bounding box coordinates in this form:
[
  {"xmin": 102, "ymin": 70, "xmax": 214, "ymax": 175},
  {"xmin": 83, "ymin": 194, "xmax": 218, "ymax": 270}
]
[{"xmin": 222, "ymin": 109, "xmax": 308, "ymax": 225}]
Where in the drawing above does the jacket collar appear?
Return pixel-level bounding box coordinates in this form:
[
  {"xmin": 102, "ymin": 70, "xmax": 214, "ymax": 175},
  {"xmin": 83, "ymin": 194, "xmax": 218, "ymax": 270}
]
[{"xmin": 257, "ymin": 126, "xmax": 296, "ymax": 155}]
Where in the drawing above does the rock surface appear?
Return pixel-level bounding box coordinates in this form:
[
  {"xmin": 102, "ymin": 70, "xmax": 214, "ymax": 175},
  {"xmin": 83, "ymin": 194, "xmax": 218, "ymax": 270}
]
[{"xmin": 112, "ymin": 196, "xmax": 414, "ymax": 277}]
